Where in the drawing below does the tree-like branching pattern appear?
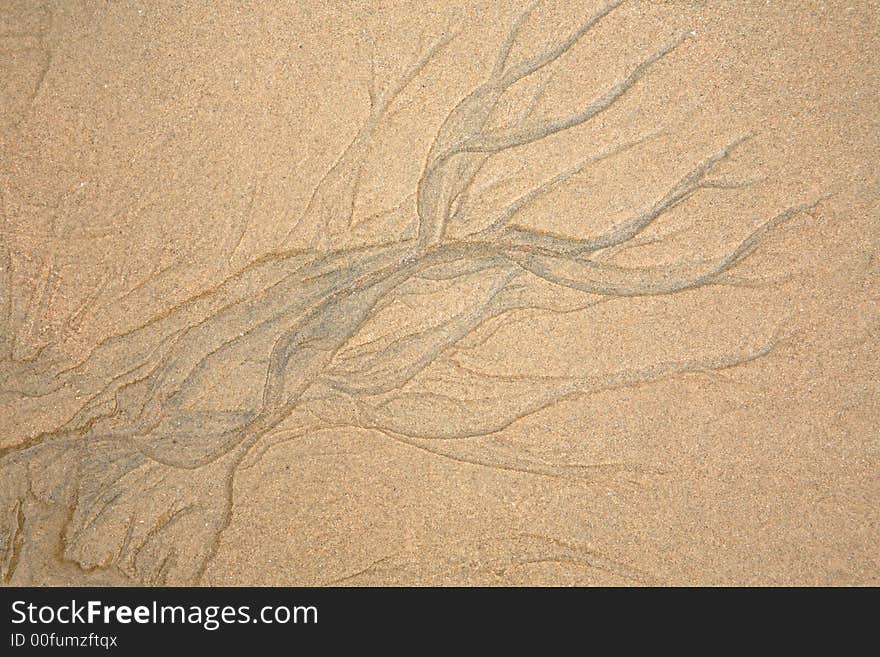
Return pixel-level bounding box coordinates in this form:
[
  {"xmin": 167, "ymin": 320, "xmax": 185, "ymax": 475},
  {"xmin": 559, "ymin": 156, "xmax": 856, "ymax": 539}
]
[{"xmin": 1, "ymin": 1, "xmax": 824, "ymax": 584}]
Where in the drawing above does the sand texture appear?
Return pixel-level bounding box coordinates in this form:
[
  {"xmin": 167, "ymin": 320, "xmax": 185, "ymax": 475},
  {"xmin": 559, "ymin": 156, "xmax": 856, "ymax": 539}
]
[{"xmin": 1, "ymin": 1, "xmax": 878, "ymax": 586}]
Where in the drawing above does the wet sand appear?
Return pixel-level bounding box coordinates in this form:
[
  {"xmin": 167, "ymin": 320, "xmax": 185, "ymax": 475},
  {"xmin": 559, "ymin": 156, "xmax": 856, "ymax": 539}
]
[{"xmin": 1, "ymin": 0, "xmax": 878, "ymax": 585}]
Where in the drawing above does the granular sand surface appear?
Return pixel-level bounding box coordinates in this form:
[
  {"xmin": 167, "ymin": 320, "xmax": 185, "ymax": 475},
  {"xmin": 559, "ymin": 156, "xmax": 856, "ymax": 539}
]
[{"xmin": 1, "ymin": 0, "xmax": 877, "ymax": 586}]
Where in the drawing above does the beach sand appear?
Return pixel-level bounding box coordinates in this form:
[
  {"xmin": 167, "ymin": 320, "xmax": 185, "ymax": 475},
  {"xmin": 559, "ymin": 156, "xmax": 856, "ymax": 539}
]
[{"xmin": 1, "ymin": 0, "xmax": 877, "ymax": 586}]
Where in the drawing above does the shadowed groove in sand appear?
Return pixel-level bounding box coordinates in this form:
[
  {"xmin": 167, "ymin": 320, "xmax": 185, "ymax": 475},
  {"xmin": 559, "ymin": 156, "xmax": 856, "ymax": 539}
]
[{"xmin": 0, "ymin": 0, "xmax": 826, "ymax": 585}]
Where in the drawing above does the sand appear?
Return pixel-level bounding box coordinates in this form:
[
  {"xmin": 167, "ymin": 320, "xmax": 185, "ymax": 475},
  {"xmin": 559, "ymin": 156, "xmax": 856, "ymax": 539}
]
[{"xmin": 1, "ymin": 0, "xmax": 877, "ymax": 586}]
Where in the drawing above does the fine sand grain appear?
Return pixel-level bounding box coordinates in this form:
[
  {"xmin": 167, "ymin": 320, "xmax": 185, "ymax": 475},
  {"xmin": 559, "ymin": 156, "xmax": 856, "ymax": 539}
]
[{"xmin": 1, "ymin": 0, "xmax": 877, "ymax": 586}]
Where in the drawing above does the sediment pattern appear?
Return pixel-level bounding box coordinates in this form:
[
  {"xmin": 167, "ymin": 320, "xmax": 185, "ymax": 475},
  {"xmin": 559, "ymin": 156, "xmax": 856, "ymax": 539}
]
[{"xmin": 0, "ymin": 1, "xmax": 843, "ymax": 584}]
